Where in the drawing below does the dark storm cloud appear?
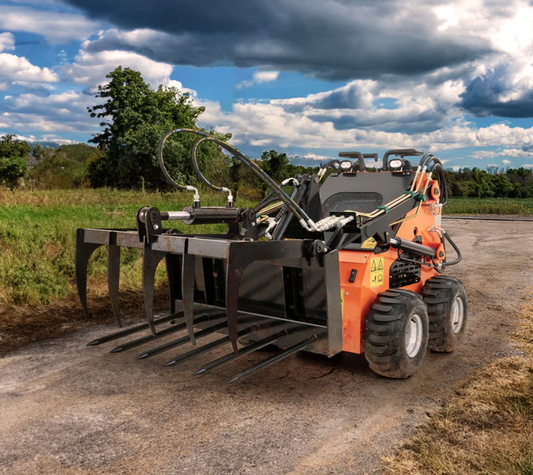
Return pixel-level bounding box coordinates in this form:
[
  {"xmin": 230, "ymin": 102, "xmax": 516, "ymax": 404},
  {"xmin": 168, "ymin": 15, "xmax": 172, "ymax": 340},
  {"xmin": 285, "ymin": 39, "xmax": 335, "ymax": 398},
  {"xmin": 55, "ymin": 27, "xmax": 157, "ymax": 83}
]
[
  {"xmin": 460, "ymin": 65, "xmax": 533, "ymax": 118},
  {"xmin": 62, "ymin": 0, "xmax": 492, "ymax": 80}
]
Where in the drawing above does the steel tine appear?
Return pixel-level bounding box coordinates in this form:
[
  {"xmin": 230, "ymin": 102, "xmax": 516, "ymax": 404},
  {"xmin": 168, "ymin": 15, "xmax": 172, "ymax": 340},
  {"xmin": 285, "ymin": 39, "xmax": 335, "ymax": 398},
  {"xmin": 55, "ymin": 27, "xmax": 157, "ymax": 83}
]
[
  {"xmin": 142, "ymin": 245, "xmax": 167, "ymax": 336},
  {"xmin": 87, "ymin": 312, "xmax": 184, "ymax": 346},
  {"xmin": 181, "ymin": 253, "xmax": 197, "ymax": 345},
  {"xmin": 226, "ymin": 334, "xmax": 319, "ymax": 385},
  {"xmin": 165, "ymin": 254, "xmax": 182, "ymax": 315},
  {"xmin": 107, "ymin": 244, "xmax": 122, "ymax": 327},
  {"xmin": 194, "ymin": 329, "xmax": 290, "ymax": 375},
  {"xmin": 225, "ymin": 247, "xmax": 242, "ymax": 356},
  {"xmin": 145, "ymin": 324, "xmax": 258, "ymax": 365},
  {"xmin": 136, "ymin": 313, "xmax": 227, "ymax": 359},
  {"xmin": 110, "ymin": 314, "xmax": 211, "ymax": 353},
  {"xmin": 162, "ymin": 320, "xmax": 230, "ymax": 366},
  {"xmin": 75, "ymin": 229, "xmax": 102, "ymax": 320}
]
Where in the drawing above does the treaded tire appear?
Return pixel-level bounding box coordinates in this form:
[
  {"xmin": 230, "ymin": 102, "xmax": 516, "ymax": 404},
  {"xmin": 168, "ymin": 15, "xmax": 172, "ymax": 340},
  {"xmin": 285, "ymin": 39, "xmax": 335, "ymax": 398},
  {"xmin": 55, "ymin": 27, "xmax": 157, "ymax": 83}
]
[
  {"xmin": 364, "ymin": 289, "xmax": 429, "ymax": 379},
  {"xmin": 421, "ymin": 276, "xmax": 467, "ymax": 352}
]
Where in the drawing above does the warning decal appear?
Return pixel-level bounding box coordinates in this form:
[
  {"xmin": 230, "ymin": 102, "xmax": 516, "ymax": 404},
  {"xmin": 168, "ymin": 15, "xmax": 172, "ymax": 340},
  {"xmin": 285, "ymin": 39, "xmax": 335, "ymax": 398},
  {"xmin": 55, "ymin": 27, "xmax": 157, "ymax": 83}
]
[
  {"xmin": 370, "ymin": 257, "xmax": 384, "ymax": 288},
  {"xmin": 361, "ymin": 237, "xmax": 377, "ymax": 250},
  {"xmin": 340, "ymin": 288, "xmax": 345, "ymax": 315}
]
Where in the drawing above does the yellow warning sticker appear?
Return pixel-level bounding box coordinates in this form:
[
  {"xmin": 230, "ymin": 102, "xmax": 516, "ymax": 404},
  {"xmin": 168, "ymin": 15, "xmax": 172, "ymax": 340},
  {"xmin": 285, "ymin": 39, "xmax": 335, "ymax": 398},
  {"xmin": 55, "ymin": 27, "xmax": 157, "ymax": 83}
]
[
  {"xmin": 370, "ymin": 257, "xmax": 384, "ymax": 288},
  {"xmin": 340, "ymin": 288, "xmax": 345, "ymax": 315},
  {"xmin": 361, "ymin": 237, "xmax": 377, "ymax": 249}
]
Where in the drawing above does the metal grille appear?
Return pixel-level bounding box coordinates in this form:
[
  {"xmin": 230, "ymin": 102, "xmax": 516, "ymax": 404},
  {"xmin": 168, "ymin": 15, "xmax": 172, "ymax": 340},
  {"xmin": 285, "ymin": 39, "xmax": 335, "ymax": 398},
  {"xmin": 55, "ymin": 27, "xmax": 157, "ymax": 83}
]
[
  {"xmin": 322, "ymin": 192, "xmax": 383, "ymax": 214},
  {"xmin": 389, "ymin": 255, "xmax": 421, "ymax": 288}
]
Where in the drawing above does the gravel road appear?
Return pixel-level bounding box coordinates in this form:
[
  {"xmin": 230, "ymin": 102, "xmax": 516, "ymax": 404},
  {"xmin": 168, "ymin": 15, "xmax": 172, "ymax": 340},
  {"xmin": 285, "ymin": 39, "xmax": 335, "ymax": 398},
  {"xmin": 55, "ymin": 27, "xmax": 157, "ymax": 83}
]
[{"xmin": 1, "ymin": 219, "xmax": 532, "ymax": 475}]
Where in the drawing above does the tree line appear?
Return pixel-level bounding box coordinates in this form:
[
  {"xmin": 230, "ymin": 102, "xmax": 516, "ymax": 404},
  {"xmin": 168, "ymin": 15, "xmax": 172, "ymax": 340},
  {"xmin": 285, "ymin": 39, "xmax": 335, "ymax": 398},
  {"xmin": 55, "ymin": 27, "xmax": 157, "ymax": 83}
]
[{"xmin": 1, "ymin": 66, "xmax": 532, "ymax": 199}]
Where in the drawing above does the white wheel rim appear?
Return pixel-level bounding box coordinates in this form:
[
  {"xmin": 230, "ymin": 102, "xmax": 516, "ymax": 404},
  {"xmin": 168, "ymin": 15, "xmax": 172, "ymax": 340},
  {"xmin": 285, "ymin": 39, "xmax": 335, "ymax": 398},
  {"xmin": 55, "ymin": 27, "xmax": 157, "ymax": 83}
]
[
  {"xmin": 405, "ymin": 313, "xmax": 423, "ymax": 358},
  {"xmin": 451, "ymin": 296, "xmax": 465, "ymax": 334}
]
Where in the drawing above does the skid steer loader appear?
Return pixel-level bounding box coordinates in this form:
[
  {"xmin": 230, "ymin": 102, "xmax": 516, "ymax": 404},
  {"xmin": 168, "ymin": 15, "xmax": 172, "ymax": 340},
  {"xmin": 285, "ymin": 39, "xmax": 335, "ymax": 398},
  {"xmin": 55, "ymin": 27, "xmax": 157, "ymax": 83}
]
[{"xmin": 76, "ymin": 129, "xmax": 465, "ymax": 383}]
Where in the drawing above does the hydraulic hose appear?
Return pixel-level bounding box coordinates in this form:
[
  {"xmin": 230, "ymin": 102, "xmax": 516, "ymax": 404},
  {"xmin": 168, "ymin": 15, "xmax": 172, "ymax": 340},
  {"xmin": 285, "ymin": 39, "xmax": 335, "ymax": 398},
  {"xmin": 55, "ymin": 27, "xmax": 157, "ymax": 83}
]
[
  {"xmin": 158, "ymin": 129, "xmax": 313, "ymax": 226},
  {"xmin": 191, "ymin": 136, "xmax": 233, "ymax": 205},
  {"xmin": 157, "ymin": 129, "xmax": 200, "ymax": 202}
]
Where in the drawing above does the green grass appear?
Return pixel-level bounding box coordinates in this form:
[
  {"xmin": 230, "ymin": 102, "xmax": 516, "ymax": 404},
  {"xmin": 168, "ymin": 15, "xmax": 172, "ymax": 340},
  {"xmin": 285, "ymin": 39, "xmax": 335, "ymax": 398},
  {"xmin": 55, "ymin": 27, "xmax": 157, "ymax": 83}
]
[
  {"xmin": 1, "ymin": 190, "xmax": 531, "ymax": 307},
  {"xmin": 444, "ymin": 198, "xmax": 533, "ymax": 215},
  {"xmin": 0, "ymin": 189, "xmax": 253, "ymax": 307}
]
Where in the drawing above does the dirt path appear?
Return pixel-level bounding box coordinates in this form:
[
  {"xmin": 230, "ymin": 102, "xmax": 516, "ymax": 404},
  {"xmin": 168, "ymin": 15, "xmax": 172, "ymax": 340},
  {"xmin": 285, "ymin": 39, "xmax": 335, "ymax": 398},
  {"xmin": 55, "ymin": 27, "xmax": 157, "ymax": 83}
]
[{"xmin": 1, "ymin": 220, "xmax": 532, "ymax": 475}]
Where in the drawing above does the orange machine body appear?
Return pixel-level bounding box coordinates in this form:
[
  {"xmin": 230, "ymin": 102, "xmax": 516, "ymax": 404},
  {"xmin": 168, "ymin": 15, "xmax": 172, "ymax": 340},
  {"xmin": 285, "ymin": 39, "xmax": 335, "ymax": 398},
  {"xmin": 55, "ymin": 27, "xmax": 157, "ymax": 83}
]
[{"xmin": 339, "ymin": 178, "xmax": 443, "ymax": 354}]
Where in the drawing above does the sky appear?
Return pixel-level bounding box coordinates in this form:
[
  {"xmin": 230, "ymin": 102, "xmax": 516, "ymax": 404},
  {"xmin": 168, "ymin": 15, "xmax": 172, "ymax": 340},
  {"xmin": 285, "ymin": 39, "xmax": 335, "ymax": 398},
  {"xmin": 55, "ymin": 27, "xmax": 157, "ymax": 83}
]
[{"xmin": 1, "ymin": 0, "xmax": 533, "ymax": 170}]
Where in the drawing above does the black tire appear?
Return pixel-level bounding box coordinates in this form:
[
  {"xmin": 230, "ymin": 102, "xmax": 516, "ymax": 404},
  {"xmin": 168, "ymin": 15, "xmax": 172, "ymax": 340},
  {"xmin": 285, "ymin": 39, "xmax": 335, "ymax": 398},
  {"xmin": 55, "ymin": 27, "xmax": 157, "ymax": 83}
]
[
  {"xmin": 364, "ymin": 289, "xmax": 429, "ymax": 379},
  {"xmin": 421, "ymin": 276, "xmax": 467, "ymax": 352}
]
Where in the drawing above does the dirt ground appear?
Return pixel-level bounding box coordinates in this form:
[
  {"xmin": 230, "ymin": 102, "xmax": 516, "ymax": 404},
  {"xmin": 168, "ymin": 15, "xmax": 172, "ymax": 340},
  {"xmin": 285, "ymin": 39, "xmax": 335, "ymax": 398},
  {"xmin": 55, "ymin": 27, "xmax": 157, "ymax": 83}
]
[{"xmin": 1, "ymin": 219, "xmax": 532, "ymax": 475}]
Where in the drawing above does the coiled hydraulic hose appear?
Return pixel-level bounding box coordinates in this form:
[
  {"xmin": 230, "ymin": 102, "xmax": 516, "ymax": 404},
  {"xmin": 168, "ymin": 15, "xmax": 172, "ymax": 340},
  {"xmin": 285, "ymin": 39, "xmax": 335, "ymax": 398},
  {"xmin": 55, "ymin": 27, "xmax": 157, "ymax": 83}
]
[
  {"xmin": 428, "ymin": 159, "xmax": 449, "ymax": 206},
  {"xmin": 191, "ymin": 136, "xmax": 234, "ymax": 205},
  {"xmin": 416, "ymin": 153, "xmax": 448, "ymax": 205},
  {"xmin": 157, "ymin": 129, "xmax": 201, "ymax": 204},
  {"xmin": 158, "ymin": 128, "xmax": 314, "ymax": 228}
]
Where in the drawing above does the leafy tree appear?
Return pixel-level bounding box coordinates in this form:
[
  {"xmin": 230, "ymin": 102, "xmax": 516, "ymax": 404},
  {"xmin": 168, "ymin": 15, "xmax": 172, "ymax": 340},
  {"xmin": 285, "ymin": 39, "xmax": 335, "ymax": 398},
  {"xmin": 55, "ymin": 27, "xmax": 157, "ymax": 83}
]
[
  {"xmin": 0, "ymin": 134, "xmax": 30, "ymax": 189},
  {"xmin": 87, "ymin": 66, "xmax": 230, "ymax": 190},
  {"xmin": 261, "ymin": 149, "xmax": 289, "ymax": 184}
]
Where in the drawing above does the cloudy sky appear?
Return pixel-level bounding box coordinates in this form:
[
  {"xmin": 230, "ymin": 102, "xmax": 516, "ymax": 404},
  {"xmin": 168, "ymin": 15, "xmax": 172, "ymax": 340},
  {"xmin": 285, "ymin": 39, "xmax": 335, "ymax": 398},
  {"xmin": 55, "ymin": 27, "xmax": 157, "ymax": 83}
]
[{"xmin": 1, "ymin": 0, "xmax": 533, "ymax": 169}]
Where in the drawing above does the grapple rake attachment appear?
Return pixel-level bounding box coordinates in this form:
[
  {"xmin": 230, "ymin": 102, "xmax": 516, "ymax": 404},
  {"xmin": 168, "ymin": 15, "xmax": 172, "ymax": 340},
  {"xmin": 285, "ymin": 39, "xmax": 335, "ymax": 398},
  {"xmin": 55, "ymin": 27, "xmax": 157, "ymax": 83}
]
[{"xmin": 76, "ymin": 128, "xmax": 464, "ymax": 382}]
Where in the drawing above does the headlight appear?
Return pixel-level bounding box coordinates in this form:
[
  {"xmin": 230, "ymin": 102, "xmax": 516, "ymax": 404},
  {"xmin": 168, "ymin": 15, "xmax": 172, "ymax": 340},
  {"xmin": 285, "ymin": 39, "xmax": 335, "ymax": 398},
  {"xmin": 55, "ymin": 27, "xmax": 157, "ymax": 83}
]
[
  {"xmin": 389, "ymin": 159, "xmax": 403, "ymax": 170},
  {"xmin": 340, "ymin": 160, "xmax": 352, "ymax": 171}
]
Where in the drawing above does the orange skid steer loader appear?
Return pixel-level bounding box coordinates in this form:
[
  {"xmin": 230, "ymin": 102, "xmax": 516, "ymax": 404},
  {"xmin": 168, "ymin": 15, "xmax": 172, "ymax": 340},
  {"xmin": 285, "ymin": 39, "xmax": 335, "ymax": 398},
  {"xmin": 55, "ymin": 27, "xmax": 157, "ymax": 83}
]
[{"xmin": 76, "ymin": 129, "xmax": 465, "ymax": 383}]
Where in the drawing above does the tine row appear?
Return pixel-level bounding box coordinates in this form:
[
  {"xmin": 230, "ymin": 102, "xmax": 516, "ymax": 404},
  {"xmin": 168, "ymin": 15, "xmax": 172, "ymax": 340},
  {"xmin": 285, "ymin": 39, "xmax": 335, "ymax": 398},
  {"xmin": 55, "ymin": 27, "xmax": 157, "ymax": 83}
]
[{"xmin": 87, "ymin": 315, "xmax": 325, "ymax": 384}]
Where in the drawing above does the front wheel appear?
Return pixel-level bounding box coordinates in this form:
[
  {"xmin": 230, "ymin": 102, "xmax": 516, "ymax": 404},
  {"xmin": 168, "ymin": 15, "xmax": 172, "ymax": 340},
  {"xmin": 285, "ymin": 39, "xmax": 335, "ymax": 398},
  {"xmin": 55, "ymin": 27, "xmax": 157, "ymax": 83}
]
[{"xmin": 364, "ymin": 289, "xmax": 429, "ymax": 379}]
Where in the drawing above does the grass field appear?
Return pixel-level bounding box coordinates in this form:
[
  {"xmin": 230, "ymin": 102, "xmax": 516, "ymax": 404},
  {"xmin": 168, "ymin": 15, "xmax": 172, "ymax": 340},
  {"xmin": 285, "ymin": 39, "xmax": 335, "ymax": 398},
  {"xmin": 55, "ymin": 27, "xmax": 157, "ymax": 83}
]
[
  {"xmin": 1, "ymin": 189, "xmax": 532, "ymax": 309},
  {"xmin": 0, "ymin": 189, "xmax": 254, "ymax": 308},
  {"xmin": 444, "ymin": 197, "xmax": 533, "ymax": 215}
]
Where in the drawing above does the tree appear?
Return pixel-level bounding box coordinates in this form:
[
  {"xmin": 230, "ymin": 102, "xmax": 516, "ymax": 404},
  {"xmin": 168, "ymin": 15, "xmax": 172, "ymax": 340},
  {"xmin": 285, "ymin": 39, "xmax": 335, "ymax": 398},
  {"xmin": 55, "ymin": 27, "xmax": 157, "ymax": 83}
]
[
  {"xmin": 261, "ymin": 149, "xmax": 289, "ymax": 184},
  {"xmin": 87, "ymin": 66, "xmax": 230, "ymax": 190},
  {"xmin": 0, "ymin": 135, "xmax": 30, "ymax": 189}
]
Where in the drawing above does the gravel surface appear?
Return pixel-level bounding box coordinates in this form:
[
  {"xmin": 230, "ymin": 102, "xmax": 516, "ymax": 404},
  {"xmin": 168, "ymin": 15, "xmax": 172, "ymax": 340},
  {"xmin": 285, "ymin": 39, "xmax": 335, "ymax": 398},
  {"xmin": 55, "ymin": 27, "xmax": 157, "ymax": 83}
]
[{"xmin": 1, "ymin": 220, "xmax": 532, "ymax": 475}]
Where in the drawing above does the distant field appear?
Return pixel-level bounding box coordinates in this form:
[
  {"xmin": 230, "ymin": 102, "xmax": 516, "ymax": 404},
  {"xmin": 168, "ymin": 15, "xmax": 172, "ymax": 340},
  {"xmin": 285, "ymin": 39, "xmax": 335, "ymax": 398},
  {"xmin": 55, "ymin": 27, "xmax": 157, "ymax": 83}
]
[
  {"xmin": 0, "ymin": 190, "xmax": 531, "ymax": 308},
  {"xmin": 444, "ymin": 197, "xmax": 533, "ymax": 215}
]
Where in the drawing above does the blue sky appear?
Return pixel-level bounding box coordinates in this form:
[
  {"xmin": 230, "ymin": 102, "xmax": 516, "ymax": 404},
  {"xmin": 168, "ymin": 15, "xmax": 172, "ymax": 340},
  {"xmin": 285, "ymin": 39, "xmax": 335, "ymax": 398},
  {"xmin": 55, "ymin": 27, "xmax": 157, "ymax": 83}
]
[{"xmin": 1, "ymin": 0, "xmax": 533, "ymax": 171}]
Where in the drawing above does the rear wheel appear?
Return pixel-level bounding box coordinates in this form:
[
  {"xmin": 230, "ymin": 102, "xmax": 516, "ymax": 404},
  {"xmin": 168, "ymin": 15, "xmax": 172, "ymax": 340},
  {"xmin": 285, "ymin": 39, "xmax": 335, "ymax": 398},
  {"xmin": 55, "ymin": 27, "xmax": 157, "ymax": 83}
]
[
  {"xmin": 421, "ymin": 276, "xmax": 467, "ymax": 352},
  {"xmin": 364, "ymin": 289, "xmax": 429, "ymax": 379}
]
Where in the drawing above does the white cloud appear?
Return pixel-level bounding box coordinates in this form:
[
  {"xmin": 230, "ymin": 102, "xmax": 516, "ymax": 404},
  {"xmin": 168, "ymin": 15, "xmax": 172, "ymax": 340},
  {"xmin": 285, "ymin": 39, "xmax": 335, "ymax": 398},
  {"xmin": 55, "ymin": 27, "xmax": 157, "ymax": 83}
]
[
  {"xmin": 63, "ymin": 49, "xmax": 174, "ymax": 87},
  {"xmin": 471, "ymin": 148, "xmax": 533, "ymax": 160},
  {"xmin": 502, "ymin": 159, "xmax": 511, "ymax": 164},
  {"xmin": 0, "ymin": 6, "xmax": 101, "ymax": 44},
  {"xmin": 0, "ymin": 33, "xmax": 59, "ymax": 89},
  {"xmin": 236, "ymin": 70, "xmax": 280, "ymax": 89},
  {"xmin": 0, "ymin": 32, "xmax": 15, "ymax": 52}
]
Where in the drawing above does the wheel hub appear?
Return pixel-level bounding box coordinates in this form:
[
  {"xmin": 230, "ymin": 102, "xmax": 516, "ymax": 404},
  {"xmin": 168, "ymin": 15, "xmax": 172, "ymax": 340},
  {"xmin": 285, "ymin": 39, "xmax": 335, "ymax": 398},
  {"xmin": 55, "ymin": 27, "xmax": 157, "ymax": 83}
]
[
  {"xmin": 405, "ymin": 313, "xmax": 423, "ymax": 358},
  {"xmin": 451, "ymin": 296, "xmax": 465, "ymax": 333}
]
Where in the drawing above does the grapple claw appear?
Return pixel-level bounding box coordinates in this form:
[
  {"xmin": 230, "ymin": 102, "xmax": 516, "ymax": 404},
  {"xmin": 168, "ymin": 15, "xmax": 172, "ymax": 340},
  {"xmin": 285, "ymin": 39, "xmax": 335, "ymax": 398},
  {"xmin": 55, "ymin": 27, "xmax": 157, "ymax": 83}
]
[
  {"xmin": 142, "ymin": 245, "xmax": 167, "ymax": 336},
  {"xmin": 107, "ymin": 245, "xmax": 122, "ymax": 327},
  {"xmin": 75, "ymin": 229, "xmax": 102, "ymax": 320},
  {"xmin": 181, "ymin": 253, "xmax": 197, "ymax": 345}
]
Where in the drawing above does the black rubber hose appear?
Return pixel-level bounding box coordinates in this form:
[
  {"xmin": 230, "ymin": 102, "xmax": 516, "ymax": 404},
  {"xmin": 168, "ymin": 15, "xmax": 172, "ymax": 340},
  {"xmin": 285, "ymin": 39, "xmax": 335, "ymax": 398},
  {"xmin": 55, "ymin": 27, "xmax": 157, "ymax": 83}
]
[
  {"xmin": 158, "ymin": 129, "xmax": 311, "ymax": 224},
  {"xmin": 431, "ymin": 162, "xmax": 448, "ymax": 206},
  {"xmin": 256, "ymin": 190, "xmax": 276, "ymax": 210},
  {"xmin": 442, "ymin": 230, "xmax": 462, "ymax": 267},
  {"xmin": 190, "ymin": 136, "xmax": 227, "ymax": 192},
  {"xmin": 417, "ymin": 152, "xmax": 435, "ymax": 170},
  {"xmin": 255, "ymin": 196, "xmax": 281, "ymax": 213}
]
